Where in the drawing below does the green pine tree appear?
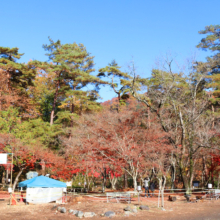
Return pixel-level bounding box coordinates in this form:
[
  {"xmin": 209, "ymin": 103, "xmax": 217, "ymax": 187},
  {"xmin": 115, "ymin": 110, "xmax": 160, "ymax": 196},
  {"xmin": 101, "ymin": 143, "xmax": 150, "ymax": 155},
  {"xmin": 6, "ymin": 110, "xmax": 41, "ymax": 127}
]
[
  {"xmin": 30, "ymin": 38, "xmax": 106, "ymax": 125},
  {"xmin": 98, "ymin": 60, "xmax": 131, "ymax": 111},
  {"xmin": 197, "ymin": 25, "xmax": 220, "ymax": 101}
]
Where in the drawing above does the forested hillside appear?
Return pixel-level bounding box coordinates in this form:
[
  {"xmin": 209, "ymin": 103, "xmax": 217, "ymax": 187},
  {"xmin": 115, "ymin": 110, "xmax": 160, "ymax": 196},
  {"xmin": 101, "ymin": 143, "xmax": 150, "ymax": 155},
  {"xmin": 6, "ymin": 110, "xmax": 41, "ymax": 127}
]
[{"xmin": 0, "ymin": 25, "xmax": 220, "ymax": 194}]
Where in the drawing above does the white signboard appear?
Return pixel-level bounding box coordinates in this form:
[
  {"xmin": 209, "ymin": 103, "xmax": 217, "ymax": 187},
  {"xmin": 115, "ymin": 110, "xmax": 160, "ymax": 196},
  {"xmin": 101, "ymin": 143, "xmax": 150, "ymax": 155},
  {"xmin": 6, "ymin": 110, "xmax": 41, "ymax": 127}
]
[{"xmin": 0, "ymin": 154, "xmax": 7, "ymax": 164}]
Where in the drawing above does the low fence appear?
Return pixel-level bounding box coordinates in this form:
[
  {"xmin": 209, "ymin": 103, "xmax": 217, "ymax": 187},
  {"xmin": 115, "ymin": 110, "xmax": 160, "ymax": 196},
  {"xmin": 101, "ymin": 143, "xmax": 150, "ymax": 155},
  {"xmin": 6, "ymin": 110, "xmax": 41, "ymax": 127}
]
[{"xmin": 0, "ymin": 187, "xmax": 219, "ymax": 207}]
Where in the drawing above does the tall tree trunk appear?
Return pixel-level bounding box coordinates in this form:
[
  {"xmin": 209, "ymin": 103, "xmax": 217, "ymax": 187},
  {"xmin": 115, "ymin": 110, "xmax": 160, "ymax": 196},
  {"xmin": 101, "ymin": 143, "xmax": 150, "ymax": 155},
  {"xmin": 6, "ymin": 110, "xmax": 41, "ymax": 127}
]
[
  {"xmin": 50, "ymin": 80, "xmax": 60, "ymax": 126},
  {"xmin": 68, "ymin": 102, "xmax": 75, "ymax": 140},
  {"xmin": 69, "ymin": 91, "xmax": 76, "ymax": 140},
  {"xmin": 133, "ymin": 175, "xmax": 137, "ymax": 191},
  {"xmin": 124, "ymin": 171, "xmax": 128, "ymax": 189},
  {"xmin": 179, "ymin": 152, "xmax": 194, "ymax": 194},
  {"xmin": 41, "ymin": 159, "xmax": 45, "ymax": 176},
  {"xmin": 109, "ymin": 174, "xmax": 117, "ymax": 190},
  {"xmin": 179, "ymin": 162, "xmax": 193, "ymax": 194},
  {"xmin": 218, "ymin": 172, "xmax": 220, "ymax": 189},
  {"xmin": 147, "ymin": 107, "xmax": 151, "ymax": 128},
  {"xmin": 6, "ymin": 169, "xmax": 8, "ymax": 184},
  {"xmin": 211, "ymin": 156, "xmax": 214, "ymax": 186},
  {"xmin": 202, "ymin": 156, "xmax": 209, "ymax": 187},
  {"xmin": 171, "ymin": 164, "xmax": 176, "ymax": 191},
  {"xmin": 115, "ymin": 93, "xmax": 121, "ymax": 113},
  {"xmin": 12, "ymin": 168, "xmax": 24, "ymax": 192},
  {"xmin": 6, "ymin": 72, "xmax": 11, "ymax": 107},
  {"xmin": 161, "ymin": 176, "xmax": 166, "ymax": 208},
  {"xmin": 212, "ymin": 105, "xmax": 215, "ymax": 129},
  {"xmin": 102, "ymin": 168, "xmax": 107, "ymax": 193},
  {"xmin": 86, "ymin": 175, "xmax": 94, "ymax": 191},
  {"xmin": 2, "ymin": 171, "xmax": 5, "ymax": 185},
  {"xmin": 181, "ymin": 170, "xmax": 194, "ymax": 194},
  {"xmin": 157, "ymin": 175, "xmax": 166, "ymax": 208}
]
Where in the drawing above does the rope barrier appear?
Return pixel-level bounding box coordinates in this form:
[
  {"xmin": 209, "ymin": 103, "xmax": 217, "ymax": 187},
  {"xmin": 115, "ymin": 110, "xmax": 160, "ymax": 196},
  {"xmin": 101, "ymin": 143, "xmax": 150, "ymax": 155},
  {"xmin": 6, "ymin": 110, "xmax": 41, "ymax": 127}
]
[
  {"xmin": 1, "ymin": 188, "xmax": 218, "ymax": 205},
  {"xmin": 164, "ymin": 188, "xmax": 205, "ymax": 191},
  {"xmin": 84, "ymin": 195, "xmax": 107, "ymax": 200},
  {"xmin": 2, "ymin": 190, "xmax": 215, "ymax": 198},
  {"xmin": 139, "ymin": 190, "xmax": 210, "ymax": 195}
]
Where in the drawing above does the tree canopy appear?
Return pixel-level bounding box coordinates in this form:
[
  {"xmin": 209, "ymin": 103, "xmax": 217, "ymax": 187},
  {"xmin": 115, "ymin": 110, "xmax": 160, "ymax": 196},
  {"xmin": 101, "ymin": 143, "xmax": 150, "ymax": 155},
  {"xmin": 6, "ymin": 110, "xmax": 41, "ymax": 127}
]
[{"xmin": 0, "ymin": 27, "xmax": 220, "ymax": 202}]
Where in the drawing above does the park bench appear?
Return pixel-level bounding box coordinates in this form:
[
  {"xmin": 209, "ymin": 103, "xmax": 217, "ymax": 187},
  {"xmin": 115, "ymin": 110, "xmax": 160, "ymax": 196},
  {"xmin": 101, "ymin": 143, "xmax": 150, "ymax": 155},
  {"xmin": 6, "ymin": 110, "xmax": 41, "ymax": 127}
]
[
  {"xmin": 196, "ymin": 189, "xmax": 220, "ymax": 201},
  {"xmin": 106, "ymin": 192, "xmax": 131, "ymax": 203},
  {"xmin": 208, "ymin": 189, "xmax": 220, "ymax": 200}
]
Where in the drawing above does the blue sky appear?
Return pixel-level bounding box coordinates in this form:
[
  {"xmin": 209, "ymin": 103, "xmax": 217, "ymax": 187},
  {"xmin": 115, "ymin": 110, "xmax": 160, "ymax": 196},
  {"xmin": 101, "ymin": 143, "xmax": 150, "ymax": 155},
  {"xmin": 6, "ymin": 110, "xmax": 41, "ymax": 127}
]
[{"xmin": 1, "ymin": 0, "xmax": 219, "ymax": 101}]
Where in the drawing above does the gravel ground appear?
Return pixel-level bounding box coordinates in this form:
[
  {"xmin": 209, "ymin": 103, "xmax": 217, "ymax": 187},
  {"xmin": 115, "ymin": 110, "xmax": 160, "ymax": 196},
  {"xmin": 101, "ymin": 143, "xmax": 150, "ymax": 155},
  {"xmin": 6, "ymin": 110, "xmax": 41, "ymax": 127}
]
[{"xmin": 0, "ymin": 193, "xmax": 220, "ymax": 220}]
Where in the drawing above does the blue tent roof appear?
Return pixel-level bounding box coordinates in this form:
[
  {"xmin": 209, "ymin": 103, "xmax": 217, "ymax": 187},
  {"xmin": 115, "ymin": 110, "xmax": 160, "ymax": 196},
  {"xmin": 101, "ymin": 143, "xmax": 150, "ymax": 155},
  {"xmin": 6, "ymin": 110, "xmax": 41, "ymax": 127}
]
[{"xmin": 18, "ymin": 175, "xmax": 66, "ymax": 188}]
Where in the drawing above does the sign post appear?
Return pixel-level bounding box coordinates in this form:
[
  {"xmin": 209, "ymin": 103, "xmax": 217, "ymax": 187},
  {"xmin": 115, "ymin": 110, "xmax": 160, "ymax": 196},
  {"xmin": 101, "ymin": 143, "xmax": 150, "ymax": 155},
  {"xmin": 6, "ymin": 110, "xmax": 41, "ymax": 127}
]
[
  {"xmin": 10, "ymin": 153, "xmax": 13, "ymax": 188},
  {"xmin": 0, "ymin": 152, "xmax": 14, "ymax": 205},
  {"xmin": 0, "ymin": 153, "xmax": 13, "ymax": 205}
]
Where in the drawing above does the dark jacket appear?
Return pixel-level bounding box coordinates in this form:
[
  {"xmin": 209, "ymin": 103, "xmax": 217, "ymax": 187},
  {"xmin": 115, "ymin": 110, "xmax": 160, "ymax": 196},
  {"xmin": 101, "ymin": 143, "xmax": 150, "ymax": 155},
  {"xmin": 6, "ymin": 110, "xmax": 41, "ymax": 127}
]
[{"xmin": 150, "ymin": 182, "xmax": 155, "ymax": 191}]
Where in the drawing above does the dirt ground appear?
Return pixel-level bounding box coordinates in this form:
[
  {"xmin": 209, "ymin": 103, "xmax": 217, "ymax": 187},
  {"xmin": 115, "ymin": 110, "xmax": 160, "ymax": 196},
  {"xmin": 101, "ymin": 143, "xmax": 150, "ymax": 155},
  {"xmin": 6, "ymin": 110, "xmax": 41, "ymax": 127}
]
[{"xmin": 0, "ymin": 194, "xmax": 220, "ymax": 220}]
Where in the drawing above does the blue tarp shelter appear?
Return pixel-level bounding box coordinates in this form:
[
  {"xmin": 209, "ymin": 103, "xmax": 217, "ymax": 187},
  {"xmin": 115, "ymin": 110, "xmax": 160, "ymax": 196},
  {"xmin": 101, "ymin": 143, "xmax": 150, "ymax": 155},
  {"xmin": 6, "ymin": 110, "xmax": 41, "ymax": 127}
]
[
  {"xmin": 19, "ymin": 175, "xmax": 66, "ymax": 188},
  {"xmin": 18, "ymin": 176, "xmax": 66, "ymax": 204}
]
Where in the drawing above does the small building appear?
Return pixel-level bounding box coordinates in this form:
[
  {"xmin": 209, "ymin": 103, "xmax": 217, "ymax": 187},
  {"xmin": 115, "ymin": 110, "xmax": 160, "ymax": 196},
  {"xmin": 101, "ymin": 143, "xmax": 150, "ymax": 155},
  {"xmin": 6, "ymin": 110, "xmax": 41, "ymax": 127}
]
[{"xmin": 19, "ymin": 175, "xmax": 66, "ymax": 204}]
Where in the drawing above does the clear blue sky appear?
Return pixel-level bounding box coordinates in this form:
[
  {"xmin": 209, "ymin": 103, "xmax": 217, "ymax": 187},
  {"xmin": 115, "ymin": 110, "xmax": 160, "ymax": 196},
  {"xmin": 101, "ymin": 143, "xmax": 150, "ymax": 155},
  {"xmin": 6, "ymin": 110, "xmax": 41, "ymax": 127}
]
[{"xmin": 1, "ymin": 0, "xmax": 219, "ymax": 101}]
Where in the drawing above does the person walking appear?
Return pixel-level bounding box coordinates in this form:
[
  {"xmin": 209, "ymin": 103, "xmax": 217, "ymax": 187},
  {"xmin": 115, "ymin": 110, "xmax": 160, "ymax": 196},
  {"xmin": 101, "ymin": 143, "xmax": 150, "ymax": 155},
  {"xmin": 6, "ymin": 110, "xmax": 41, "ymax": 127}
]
[{"xmin": 144, "ymin": 177, "xmax": 150, "ymax": 197}]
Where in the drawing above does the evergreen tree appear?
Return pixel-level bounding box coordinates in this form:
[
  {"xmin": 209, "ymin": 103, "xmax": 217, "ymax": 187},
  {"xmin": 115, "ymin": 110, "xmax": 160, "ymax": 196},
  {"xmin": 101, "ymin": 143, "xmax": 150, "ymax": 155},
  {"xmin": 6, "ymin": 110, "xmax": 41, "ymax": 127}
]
[
  {"xmin": 28, "ymin": 68, "xmax": 57, "ymax": 122},
  {"xmin": 98, "ymin": 60, "xmax": 131, "ymax": 111},
  {"xmin": 30, "ymin": 38, "xmax": 106, "ymax": 125},
  {"xmin": 197, "ymin": 25, "xmax": 220, "ymax": 100}
]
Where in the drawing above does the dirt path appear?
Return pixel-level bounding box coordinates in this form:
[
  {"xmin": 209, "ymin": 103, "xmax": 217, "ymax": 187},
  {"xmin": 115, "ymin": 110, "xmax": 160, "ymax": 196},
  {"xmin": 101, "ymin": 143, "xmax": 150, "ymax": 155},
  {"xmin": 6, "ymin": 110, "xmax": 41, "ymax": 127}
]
[{"xmin": 0, "ymin": 196, "xmax": 220, "ymax": 220}]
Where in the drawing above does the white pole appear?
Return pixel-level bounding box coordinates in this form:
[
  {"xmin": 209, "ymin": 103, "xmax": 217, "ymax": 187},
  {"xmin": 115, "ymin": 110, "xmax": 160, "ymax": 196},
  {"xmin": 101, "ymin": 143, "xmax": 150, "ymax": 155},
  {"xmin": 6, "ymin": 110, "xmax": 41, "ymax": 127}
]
[
  {"xmin": 9, "ymin": 153, "xmax": 13, "ymax": 205},
  {"xmin": 10, "ymin": 153, "xmax": 13, "ymax": 188}
]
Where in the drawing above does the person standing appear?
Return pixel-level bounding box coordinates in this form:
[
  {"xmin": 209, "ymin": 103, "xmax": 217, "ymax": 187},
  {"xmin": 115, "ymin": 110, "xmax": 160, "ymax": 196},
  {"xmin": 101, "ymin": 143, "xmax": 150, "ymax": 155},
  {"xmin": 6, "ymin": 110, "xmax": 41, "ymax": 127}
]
[
  {"xmin": 144, "ymin": 177, "xmax": 150, "ymax": 197},
  {"xmin": 150, "ymin": 181, "xmax": 155, "ymax": 197}
]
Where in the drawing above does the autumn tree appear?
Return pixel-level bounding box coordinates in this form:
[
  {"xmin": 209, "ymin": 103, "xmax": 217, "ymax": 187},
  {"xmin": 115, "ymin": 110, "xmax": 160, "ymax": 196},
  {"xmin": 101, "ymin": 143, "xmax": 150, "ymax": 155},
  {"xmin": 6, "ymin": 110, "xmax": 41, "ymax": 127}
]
[
  {"xmin": 0, "ymin": 133, "xmax": 73, "ymax": 192},
  {"xmin": 68, "ymin": 102, "xmax": 169, "ymax": 191},
  {"xmin": 63, "ymin": 127, "xmax": 111, "ymax": 192},
  {"xmin": 0, "ymin": 47, "xmax": 37, "ymax": 116},
  {"xmin": 98, "ymin": 61, "xmax": 132, "ymax": 187},
  {"xmin": 128, "ymin": 57, "xmax": 219, "ymax": 193}
]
